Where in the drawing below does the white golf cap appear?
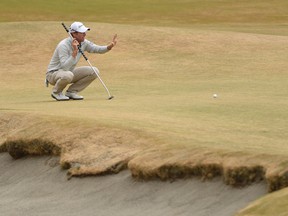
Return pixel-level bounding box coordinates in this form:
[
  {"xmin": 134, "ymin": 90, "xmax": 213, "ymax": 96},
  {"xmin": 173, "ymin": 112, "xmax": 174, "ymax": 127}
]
[{"xmin": 69, "ymin": 22, "xmax": 90, "ymax": 33}]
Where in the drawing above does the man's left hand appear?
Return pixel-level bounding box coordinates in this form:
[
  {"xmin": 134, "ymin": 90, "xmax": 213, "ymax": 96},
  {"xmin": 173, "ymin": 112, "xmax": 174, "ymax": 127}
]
[{"xmin": 107, "ymin": 34, "xmax": 118, "ymax": 50}]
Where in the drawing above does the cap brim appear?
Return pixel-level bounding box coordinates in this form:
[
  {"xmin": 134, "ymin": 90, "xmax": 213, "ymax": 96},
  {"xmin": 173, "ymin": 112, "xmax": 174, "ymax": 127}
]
[{"xmin": 77, "ymin": 27, "xmax": 90, "ymax": 33}]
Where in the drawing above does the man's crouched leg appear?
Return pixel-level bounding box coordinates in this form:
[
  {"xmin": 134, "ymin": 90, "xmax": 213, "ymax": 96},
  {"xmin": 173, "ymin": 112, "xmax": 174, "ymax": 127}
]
[{"xmin": 66, "ymin": 66, "xmax": 100, "ymax": 99}]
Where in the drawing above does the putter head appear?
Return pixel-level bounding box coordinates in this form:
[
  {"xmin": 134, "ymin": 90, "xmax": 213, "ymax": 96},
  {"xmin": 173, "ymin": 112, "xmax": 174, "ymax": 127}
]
[{"xmin": 108, "ymin": 96, "xmax": 114, "ymax": 100}]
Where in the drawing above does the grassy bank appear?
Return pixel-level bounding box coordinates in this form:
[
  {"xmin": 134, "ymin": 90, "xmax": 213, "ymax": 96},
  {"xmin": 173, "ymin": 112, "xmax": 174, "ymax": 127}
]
[{"xmin": 236, "ymin": 187, "xmax": 288, "ymax": 216}]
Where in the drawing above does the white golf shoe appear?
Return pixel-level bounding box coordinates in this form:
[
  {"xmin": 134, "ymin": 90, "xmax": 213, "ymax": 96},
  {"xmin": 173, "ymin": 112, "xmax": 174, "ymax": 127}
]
[
  {"xmin": 51, "ymin": 92, "xmax": 70, "ymax": 101},
  {"xmin": 65, "ymin": 91, "xmax": 84, "ymax": 100}
]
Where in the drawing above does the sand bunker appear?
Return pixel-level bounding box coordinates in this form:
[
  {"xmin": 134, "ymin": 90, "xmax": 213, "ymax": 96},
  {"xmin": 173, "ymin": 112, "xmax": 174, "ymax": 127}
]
[{"xmin": 0, "ymin": 153, "xmax": 266, "ymax": 216}]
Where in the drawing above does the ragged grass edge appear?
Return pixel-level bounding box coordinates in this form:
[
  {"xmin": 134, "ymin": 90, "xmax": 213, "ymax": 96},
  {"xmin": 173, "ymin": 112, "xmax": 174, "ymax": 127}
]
[
  {"xmin": 0, "ymin": 134, "xmax": 288, "ymax": 192},
  {"xmin": 128, "ymin": 150, "xmax": 288, "ymax": 193},
  {"xmin": 3, "ymin": 138, "xmax": 61, "ymax": 159},
  {"xmin": 1, "ymin": 137, "xmax": 288, "ymax": 192},
  {"xmin": 0, "ymin": 138, "xmax": 134, "ymax": 179},
  {"xmin": 1, "ymin": 112, "xmax": 288, "ymax": 192}
]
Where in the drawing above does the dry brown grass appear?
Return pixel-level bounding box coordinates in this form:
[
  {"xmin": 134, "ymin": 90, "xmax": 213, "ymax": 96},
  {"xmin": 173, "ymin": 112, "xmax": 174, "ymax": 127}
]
[
  {"xmin": 128, "ymin": 146, "xmax": 288, "ymax": 192},
  {"xmin": 0, "ymin": 112, "xmax": 154, "ymax": 179},
  {"xmin": 2, "ymin": 111, "xmax": 288, "ymax": 191},
  {"xmin": 4, "ymin": 138, "xmax": 60, "ymax": 159}
]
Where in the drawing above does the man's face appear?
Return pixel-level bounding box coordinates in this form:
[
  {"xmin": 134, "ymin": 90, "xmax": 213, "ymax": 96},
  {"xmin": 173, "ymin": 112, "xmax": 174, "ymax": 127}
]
[{"xmin": 73, "ymin": 32, "xmax": 86, "ymax": 43}]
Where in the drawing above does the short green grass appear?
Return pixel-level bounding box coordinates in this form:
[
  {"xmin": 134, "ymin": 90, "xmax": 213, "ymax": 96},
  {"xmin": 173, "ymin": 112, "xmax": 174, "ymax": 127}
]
[
  {"xmin": 1, "ymin": 0, "xmax": 288, "ymax": 26},
  {"xmin": 1, "ymin": 1, "xmax": 288, "ymax": 215}
]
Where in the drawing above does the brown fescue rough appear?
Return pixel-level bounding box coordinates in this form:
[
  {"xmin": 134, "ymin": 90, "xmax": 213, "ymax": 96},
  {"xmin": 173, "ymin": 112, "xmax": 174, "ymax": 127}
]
[{"xmin": 4, "ymin": 138, "xmax": 61, "ymax": 159}]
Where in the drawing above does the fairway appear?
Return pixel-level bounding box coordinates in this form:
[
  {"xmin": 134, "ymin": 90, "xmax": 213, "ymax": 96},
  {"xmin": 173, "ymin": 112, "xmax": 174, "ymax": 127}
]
[{"xmin": 1, "ymin": 1, "xmax": 288, "ymax": 215}]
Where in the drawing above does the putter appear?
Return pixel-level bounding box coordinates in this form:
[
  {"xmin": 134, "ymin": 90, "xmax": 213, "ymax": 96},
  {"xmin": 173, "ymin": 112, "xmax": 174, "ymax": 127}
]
[{"xmin": 62, "ymin": 22, "xmax": 114, "ymax": 100}]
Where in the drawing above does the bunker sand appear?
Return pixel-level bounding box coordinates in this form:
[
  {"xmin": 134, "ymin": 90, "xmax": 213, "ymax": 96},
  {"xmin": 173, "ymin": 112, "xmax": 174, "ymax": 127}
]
[{"xmin": 0, "ymin": 153, "xmax": 266, "ymax": 216}]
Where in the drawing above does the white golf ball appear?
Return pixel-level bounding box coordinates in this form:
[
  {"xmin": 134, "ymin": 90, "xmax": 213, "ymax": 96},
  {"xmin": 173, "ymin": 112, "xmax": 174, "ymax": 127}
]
[{"xmin": 213, "ymin": 94, "xmax": 218, "ymax": 98}]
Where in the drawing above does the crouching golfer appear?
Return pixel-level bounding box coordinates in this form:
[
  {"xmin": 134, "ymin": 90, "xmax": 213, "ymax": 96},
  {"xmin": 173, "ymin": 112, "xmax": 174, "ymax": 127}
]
[{"xmin": 46, "ymin": 21, "xmax": 117, "ymax": 101}]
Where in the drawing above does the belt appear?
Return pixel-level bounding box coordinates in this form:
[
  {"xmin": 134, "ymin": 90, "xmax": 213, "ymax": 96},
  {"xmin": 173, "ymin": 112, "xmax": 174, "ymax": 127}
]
[
  {"xmin": 45, "ymin": 69, "xmax": 59, "ymax": 87},
  {"xmin": 48, "ymin": 69, "xmax": 59, "ymax": 73}
]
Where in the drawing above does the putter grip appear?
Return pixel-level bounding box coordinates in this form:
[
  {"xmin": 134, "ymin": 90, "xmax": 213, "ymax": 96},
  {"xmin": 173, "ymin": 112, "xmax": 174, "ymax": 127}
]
[
  {"xmin": 61, "ymin": 22, "xmax": 88, "ymax": 61},
  {"xmin": 62, "ymin": 22, "xmax": 69, "ymax": 33}
]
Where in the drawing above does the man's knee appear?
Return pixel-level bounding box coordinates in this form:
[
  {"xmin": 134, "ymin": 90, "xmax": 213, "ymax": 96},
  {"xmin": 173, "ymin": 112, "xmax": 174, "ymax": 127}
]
[
  {"xmin": 90, "ymin": 67, "xmax": 100, "ymax": 79},
  {"xmin": 60, "ymin": 71, "xmax": 74, "ymax": 83}
]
